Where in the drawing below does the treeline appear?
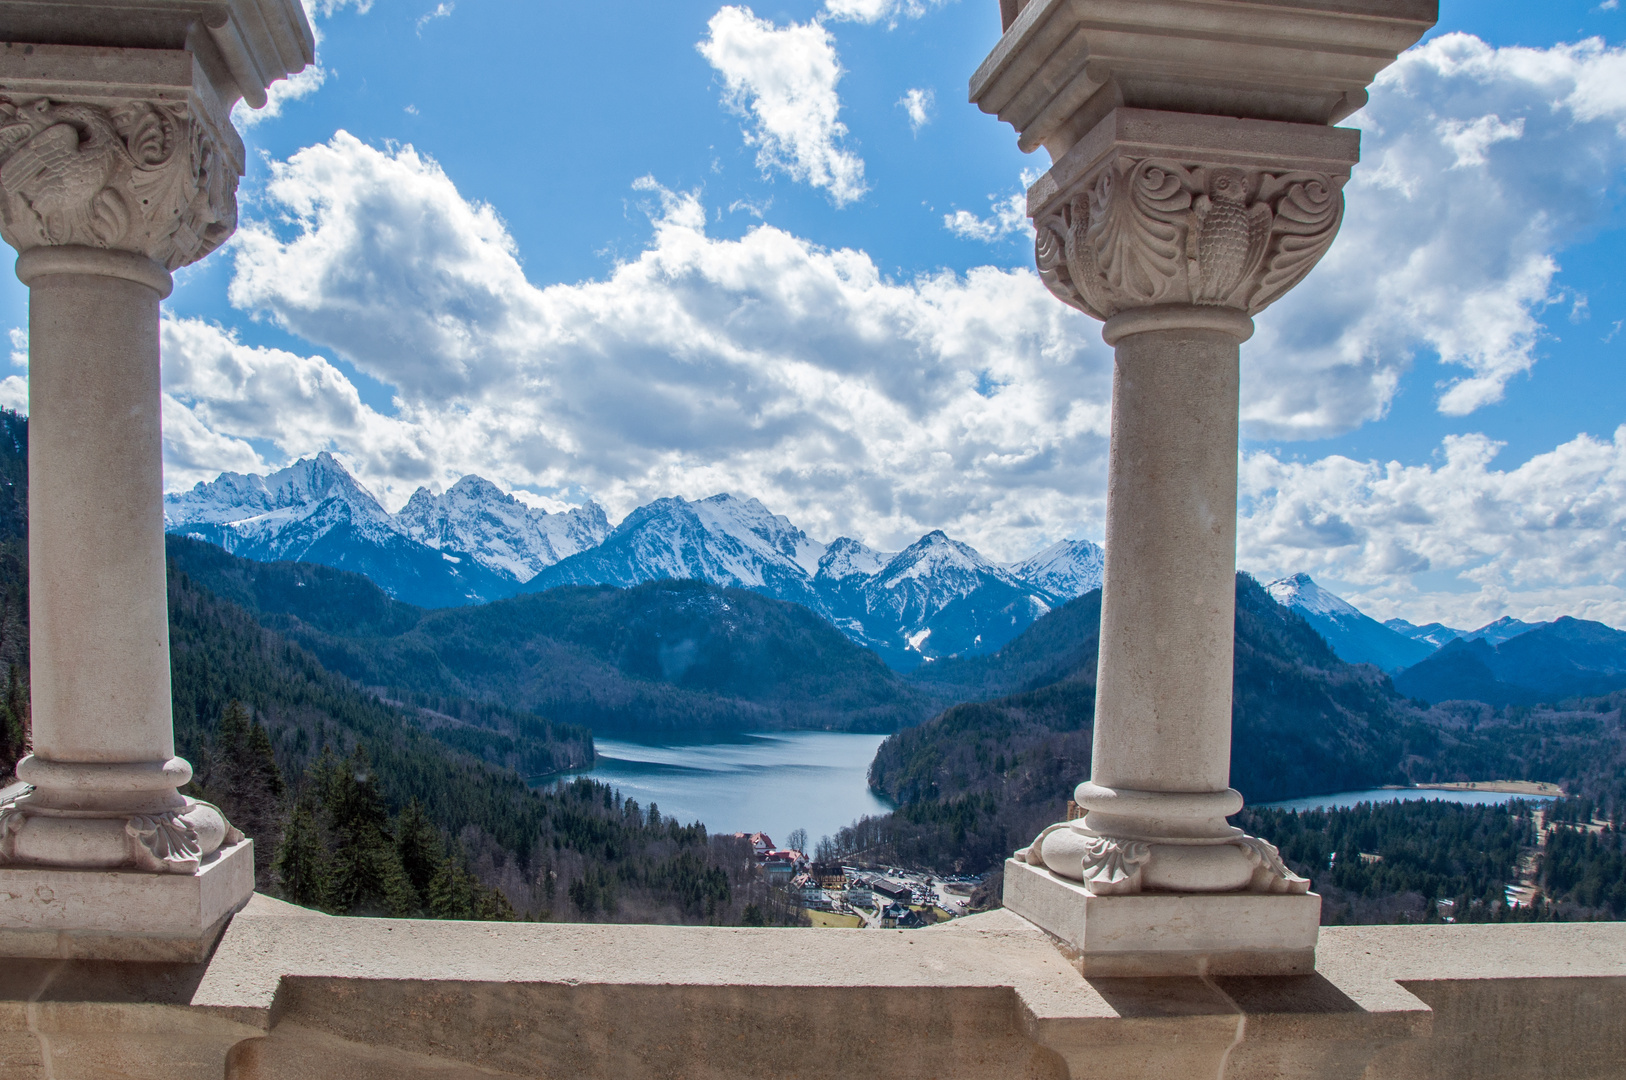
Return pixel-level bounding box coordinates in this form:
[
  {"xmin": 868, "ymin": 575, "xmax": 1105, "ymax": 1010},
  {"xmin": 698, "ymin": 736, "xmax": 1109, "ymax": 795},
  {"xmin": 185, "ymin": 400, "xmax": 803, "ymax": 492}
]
[
  {"xmin": 170, "ymin": 572, "xmax": 804, "ymax": 924},
  {"xmin": 1235, "ymin": 798, "xmax": 1626, "ymax": 924},
  {"xmin": 813, "ymin": 794, "xmax": 1011, "ymax": 875},
  {"xmin": 1236, "ymin": 801, "xmax": 1535, "ymax": 924},
  {"xmin": 0, "ymin": 410, "xmax": 27, "ymax": 778},
  {"xmin": 166, "ymin": 533, "xmax": 934, "ymax": 736},
  {"xmin": 186, "ymin": 688, "xmax": 806, "ymax": 924},
  {"xmin": 1, "ymin": 411, "xmax": 797, "ymax": 925},
  {"xmin": 1410, "ymin": 697, "xmax": 1626, "ymax": 822}
]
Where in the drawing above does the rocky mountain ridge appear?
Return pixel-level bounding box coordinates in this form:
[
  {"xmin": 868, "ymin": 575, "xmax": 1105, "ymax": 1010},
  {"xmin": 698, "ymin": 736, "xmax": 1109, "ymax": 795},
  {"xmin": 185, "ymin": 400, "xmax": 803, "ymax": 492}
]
[{"xmin": 165, "ymin": 455, "xmax": 1105, "ymax": 668}]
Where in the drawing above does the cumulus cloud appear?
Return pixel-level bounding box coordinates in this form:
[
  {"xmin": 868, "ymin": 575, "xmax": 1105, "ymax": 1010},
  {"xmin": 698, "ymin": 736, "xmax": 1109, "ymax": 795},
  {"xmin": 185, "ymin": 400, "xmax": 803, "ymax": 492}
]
[
  {"xmin": 698, "ymin": 7, "xmax": 868, "ymax": 205},
  {"xmin": 181, "ymin": 33, "xmax": 1626, "ymax": 621},
  {"xmin": 159, "ymin": 317, "xmax": 433, "ymax": 493},
  {"xmin": 1239, "ymin": 429, "xmax": 1626, "ymax": 627},
  {"xmin": 898, "ymin": 88, "xmax": 933, "ymax": 133},
  {"xmin": 822, "ymin": 0, "xmax": 947, "ymax": 24},
  {"xmin": 944, "ymin": 191, "xmax": 1028, "ymax": 242},
  {"xmin": 1243, "ymin": 33, "xmax": 1626, "ymax": 436},
  {"xmin": 0, "ymin": 327, "xmax": 25, "ymax": 414},
  {"xmin": 209, "ymin": 134, "xmax": 1109, "ymax": 552}
]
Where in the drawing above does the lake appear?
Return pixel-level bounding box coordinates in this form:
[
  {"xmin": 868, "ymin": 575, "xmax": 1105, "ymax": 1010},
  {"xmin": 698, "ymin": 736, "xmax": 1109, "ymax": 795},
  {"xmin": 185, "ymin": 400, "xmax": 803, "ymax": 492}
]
[
  {"xmin": 550, "ymin": 731, "xmax": 895, "ymax": 847},
  {"xmin": 547, "ymin": 733, "xmax": 1558, "ymax": 849},
  {"xmin": 1261, "ymin": 787, "xmax": 1558, "ymax": 813}
]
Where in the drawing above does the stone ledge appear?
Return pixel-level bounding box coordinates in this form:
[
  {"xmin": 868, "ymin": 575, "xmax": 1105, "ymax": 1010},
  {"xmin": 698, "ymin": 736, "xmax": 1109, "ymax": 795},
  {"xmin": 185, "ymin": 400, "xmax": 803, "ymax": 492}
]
[{"xmin": 0, "ymin": 896, "xmax": 1622, "ymax": 1079}]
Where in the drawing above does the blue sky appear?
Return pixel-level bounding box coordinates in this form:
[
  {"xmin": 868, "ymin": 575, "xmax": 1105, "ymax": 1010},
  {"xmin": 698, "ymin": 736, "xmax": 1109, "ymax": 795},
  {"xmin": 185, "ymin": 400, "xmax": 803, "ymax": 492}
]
[{"xmin": 3, "ymin": 0, "xmax": 1624, "ymax": 628}]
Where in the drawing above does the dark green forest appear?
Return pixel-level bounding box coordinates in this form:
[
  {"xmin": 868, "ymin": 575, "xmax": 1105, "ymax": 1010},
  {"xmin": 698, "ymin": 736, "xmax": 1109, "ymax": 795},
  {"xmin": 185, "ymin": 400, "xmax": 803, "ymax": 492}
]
[
  {"xmin": 7, "ymin": 398, "xmax": 1626, "ymax": 925},
  {"xmin": 0, "ymin": 411, "xmax": 801, "ymax": 925},
  {"xmin": 831, "ymin": 576, "xmax": 1626, "ymax": 902},
  {"xmin": 167, "ymin": 534, "xmax": 937, "ymax": 735}
]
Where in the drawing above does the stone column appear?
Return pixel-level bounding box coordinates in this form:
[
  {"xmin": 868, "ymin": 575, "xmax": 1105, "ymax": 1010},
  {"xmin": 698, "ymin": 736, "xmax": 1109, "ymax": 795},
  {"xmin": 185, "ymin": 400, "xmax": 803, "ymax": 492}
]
[
  {"xmin": 0, "ymin": 5, "xmax": 313, "ymax": 960},
  {"xmin": 970, "ymin": 0, "xmax": 1437, "ymax": 972},
  {"xmin": 999, "ymin": 116, "xmax": 1360, "ymax": 975}
]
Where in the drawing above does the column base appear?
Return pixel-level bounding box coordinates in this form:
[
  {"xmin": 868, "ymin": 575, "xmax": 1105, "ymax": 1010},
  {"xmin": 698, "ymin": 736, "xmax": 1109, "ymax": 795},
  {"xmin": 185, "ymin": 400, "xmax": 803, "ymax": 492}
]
[
  {"xmin": 1002, "ymin": 857, "xmax": 1321, "ymax": 977},
  {"xmin": 0, "ymin": 838, "xmax": 254, "ymax": 961}
]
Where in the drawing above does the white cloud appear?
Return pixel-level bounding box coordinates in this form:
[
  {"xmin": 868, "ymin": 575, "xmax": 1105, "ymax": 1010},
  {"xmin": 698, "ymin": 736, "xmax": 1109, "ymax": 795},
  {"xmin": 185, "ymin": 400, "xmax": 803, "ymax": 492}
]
[
  {"xmin": 1239, "ymin": 429, "xmax": 1626, "ymax": 627},
  {"xmin": 1436, "ymin": 114, "xmax": 1524, "ymax": 168},
  {"xmin": 822, "ymin": 0, "xmax": 947, "ymax": 24},
  {"xmin": 304, "ymin": 0, "xmax": 371, "ymax": 15},
  {"xmin": 232, "ymin": 0, "xmax": 373, "ymax": 128},
  {"xmin": 207, "ymin": 134, "xmax": 1110, "ymax": 553},
  {"xmin": 232, "ymin": 62, "xmax": 326, "ymax": 129},
  {"xmin": 416, "ymin": 2, "xmax": 454, "ymax": 34},
  {"xmin": 184, "ymin": 33, "xmax": 1626, "ymax": 621},
  {"xmin": 1, "ymin": 328, "xmax": 27, "ymax": 413},
  {"xmin": 159, "ymin": 317, "xmax": 434, "ymax": 493},
  {"xmin": 944, "ymin": 191, "xmax": 1028, "ymax": 243},
  {"xmin": 1242, "ymin": 33, "xmax": 1626, "ymax": 436},
  {"xmin": 899, "ymin": 88, "xmax": 933, "ymax": 133},
  {"xmin": 698, "ymin": 6, "xmax": 868, "ymax": 206}
]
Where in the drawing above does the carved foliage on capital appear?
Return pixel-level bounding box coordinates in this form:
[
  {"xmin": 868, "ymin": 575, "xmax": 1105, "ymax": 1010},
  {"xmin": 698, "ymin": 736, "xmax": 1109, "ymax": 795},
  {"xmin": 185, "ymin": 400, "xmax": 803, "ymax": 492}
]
[
  {"xmin": 0, "ymin": 97, "xmax": 238, "ymax": 271},
  {"xmin": 1034, "ymin": 155, "xmax": 1345, "ymax": 320}
]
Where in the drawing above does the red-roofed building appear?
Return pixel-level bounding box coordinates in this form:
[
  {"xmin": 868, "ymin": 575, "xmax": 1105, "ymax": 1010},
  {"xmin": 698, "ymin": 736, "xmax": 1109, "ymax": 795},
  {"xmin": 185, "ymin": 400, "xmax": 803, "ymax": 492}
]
[{"xmin": 732, "ymin": 832, "xmax": 775, "ymax": 856}]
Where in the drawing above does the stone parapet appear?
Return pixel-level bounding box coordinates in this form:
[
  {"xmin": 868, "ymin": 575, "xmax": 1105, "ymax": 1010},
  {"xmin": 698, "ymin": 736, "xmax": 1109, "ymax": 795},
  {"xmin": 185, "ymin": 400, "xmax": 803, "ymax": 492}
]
[{"xmin": 0, "ymin": 897, "xmax": 1622, "ymax": 1079}]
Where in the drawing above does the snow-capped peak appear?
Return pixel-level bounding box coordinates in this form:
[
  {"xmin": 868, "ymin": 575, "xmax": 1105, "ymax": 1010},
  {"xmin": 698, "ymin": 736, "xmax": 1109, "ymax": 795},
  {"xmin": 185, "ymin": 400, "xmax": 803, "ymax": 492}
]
[
  {"xmin": 875, "ymin": 530, "xmax": 1015, "ymax": 587},
  {"xmin": 816, "ymin": 537, "xmax": 892, "ymax": 581},
  {"xmin": 165, "ymin": 451, "xmax": 395, "ymax": 532},
  {"xmin": 1265, "ymin": 573, "xmax": 1363, "ymax": 619},
  {"xmin": 396, "ymin": 475, "xmax": 610, "ymax": 582},
  {"xmin": 688, "ymin": 493, "xmax": 827, "ymax": 577},
  {"xmin": 1010, "ymin": 538, "xmax": 1105, "ymax": 600},
  {"xmin": 1464, "ymin": 615, "xmax": 1549, "ymax": 645}
]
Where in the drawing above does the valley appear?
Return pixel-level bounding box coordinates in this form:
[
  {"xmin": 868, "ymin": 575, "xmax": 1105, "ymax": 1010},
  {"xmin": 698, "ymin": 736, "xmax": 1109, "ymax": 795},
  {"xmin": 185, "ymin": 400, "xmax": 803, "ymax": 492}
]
[{"xmin": 9, "ymin": 418, "xmax": 1626, "ymax": 925}]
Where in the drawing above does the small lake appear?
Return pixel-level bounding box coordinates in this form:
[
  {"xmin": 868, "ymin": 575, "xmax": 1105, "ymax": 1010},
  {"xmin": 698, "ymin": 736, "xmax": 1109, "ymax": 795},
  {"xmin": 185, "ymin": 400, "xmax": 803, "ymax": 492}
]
[
  {"xmin": 547, "ymin": 731, "xmax": 895, "ymax": 846},
  {"xmin": 1261, "ymin": 787, "xmax": 1558, "ymax": 813}
]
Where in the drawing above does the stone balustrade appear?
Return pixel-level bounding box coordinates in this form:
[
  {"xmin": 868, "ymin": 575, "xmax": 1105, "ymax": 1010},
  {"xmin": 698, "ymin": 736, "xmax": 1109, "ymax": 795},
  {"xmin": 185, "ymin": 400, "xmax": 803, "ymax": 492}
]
[{"xmin": 1, "ymin": 895, "xmax": 1623, "ymax": 1079}]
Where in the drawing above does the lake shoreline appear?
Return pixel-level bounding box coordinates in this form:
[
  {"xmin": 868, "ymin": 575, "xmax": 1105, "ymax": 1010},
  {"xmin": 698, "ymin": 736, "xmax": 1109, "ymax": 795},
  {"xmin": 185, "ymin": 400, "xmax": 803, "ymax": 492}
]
[{"xmin": 1382, "ymin": 780, "xmax": 1565, "ymax": 797}]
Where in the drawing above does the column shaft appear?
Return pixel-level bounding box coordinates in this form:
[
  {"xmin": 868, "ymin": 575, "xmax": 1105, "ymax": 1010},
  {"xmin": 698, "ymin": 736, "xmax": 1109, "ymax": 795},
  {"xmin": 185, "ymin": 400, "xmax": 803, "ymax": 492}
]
[
  {"xmin": 1091, "ymin": 326, "xmax": 1240, "ymax": 794},
  {"xmin": 27, "ymin": 270, "xmax": 175, "ymax": 772}
]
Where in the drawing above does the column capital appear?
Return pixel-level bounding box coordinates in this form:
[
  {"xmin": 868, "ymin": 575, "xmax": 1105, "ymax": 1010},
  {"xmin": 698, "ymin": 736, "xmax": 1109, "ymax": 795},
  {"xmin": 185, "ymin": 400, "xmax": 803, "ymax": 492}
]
[
  {"xmin": 1028, "ymin": 108, "xmax": 1360, "ymax": 324},
  {"xmin": 0, "ymin": 45, "xmax": 245, "ymax": 271}
]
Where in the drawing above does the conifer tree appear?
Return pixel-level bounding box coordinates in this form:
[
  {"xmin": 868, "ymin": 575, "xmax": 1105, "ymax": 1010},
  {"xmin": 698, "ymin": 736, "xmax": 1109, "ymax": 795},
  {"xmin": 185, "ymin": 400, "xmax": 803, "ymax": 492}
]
[
  {"xmin": 428, "ymin": 853, "xmax": 478, "ymax": 920},
  {"xmin": 205, "ymin": 700, "xmax": 287, "ymax": 886},
  {"xmin": 317, "ymin": 745, "xmax": 419, "ymax": 917},
  {"xmin": 396, "ymin": 797, "xmax": 444, "ymax": 906},
  {"xmin": 274, "ymin": 799, "xmax": 332, "ymax": 910},
  {"xmin": 0, "ymin": 664, "xmax": 25, "ymax": 776}
]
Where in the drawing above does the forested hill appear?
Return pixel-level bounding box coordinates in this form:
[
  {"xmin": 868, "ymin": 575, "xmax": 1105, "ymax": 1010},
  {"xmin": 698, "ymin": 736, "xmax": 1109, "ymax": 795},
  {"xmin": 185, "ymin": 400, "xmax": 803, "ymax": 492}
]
[
  {"xmin": 167, "ymin": 535, "xmax": 938, "ymax": 734},
  {"xmin": 832, "ymin": 576, "xmax": 1626, "ymax": 877},
  {"xmin": 828, "ymin": 576, "xmax": 1433, "ymax": 873},
  {"xmin": 0, "ymin": 411, "xmax": 810, "ymax": 924},
  {"xmin": 888, "ymin": 574, "xmax": 1427, "ymax": 806}
]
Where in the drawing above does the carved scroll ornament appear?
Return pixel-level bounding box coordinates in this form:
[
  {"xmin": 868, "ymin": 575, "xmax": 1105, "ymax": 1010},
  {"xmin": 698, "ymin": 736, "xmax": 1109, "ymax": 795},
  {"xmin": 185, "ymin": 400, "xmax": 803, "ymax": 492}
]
[
  {"xmin": 0, "ymin": 97, "xmax": 238, "ymax": 270},
  {"xmin": 1035, "ymin": 155, "xmax": 1345, "ymax": 320},
  {"xmin": 1018, "ymin": 820, "xmax": 1312, "ymax": 896},
  {"xmin": 0, "ymin": 794, "xmax": 242, "ymax": 874},
  {"xmin": 1236, "ymin": 833, "xmax": 1313, "ymax": 895}
]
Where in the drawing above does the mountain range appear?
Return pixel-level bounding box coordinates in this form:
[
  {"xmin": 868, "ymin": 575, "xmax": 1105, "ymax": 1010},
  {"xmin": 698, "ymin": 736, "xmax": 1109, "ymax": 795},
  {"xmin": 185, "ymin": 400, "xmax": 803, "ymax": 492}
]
[
  {"xmin": 166, "ymin": 456, "xmax": 1104, "ymax": 669},
  {"xmin": 1266, "ymin": 573, "xmax": 1626, "ymax": 705},
  {"xmin": 166, "ymin": 455, "xmax": 1623, "ymax": 698}
]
